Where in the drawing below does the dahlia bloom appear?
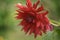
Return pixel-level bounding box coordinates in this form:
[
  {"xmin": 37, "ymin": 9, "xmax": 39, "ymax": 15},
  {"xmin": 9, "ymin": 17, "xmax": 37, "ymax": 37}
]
[{"xmin": 16, "ymin": 0, "xmax": 53, "ymax": 38}]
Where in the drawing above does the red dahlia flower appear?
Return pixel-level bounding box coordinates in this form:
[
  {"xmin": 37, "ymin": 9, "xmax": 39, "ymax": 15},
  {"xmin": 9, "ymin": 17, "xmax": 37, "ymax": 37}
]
[{"xmin": 16, "ymin": 0, "xmax": 53, "ymax": 38}]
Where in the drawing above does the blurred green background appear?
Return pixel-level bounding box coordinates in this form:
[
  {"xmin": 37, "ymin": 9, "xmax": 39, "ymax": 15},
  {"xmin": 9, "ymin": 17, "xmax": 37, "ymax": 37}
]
[{"xmin": 0, "ymin": 0, "xmax": 60, "ymax": 40}]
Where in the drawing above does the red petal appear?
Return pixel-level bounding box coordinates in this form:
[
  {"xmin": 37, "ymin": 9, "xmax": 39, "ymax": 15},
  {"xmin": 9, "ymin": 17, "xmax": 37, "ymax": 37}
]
[
  {"xmin": 43, "ymin": 25, "xmax": 47, "ymax": 33},
  {"xmin": 37, "ymin": 4, "xmax": 44, "ymax": 12},
  {"xmin": 39, "ymin": 31, "xmax": 42, "ymax": 36},
  {"xmin": 36, "ymin": 21, "xmax": 40, "ymax": 27},
  {"xmin": 40, "ymin": 23, "xmax": 44, "ymax": 30},
  {"xmin": 16, "ymin": 10, "xmax": 24, "ymax": 19},
  {"xmin": 44, "ymin": 16, "xmax": 49, "ymax": 24},
  {"xmin": 26, "ymin": 0, "xmax": 32, "ymax": 8},
  {"xmin": 20, "ymin": 20, "xmax": 26, "ymax": 26},
  {"xmin": 22, "ymin": 24, "xmax": 31, "ymax": 34},
  {"xmin": 33, "ymin": 0, "xmax": 40, "ymax": 9},
  {"xmin": 16, "ymin": 3, "xmax": 30, "ymax": 12},
  {"xmin": 29, "ymin": 25, "xmax": 35, "ymax": 35},
  {"xmin": 42, "ymin": 11, "xmax": 48, "ymax": 16},
  {"xmin": 43, "ymin": 30, "xmax": 46, "ymax": 33},
  {"xmin": 46, "ymin": 25, "xmax": 50, "ymax": 31},
  {"xmin": 16, "ymin": 14, "xmax": 22, "ymax": 19},
  {"xmin": 34, "ymin": 27, "xmax": 40, "ymax": 38},
  {"xmin": 49, "ymin": 25, "xmax": 53, "ymax": 31},
  {"xmin": 16, "ymin": 15, "xmax": 22, "ymax": 19}
]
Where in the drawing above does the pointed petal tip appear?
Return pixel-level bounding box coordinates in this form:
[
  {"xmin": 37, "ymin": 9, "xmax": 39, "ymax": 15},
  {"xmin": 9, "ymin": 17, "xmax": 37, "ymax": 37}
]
[
  {"xmin": 16, "ymin": 3, "xmax": 22, "ymax": 8},
  {"xmin": 33, "ymin": 0, "xmax": 40, "ymax": 9},
  {"xmin": 17, "ymin": 3, "xmax": 22, "ymax": 5},
  {"xmin": 26, "ymin": 0, "xmax": 32, "ymax": 8}
]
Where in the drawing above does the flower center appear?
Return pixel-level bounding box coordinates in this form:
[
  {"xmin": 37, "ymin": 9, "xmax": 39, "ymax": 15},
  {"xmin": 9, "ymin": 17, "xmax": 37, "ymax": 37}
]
[
  {"xmin": 26, "ymin": 17, "xmax": 32, "ymax": 22},
  {"xmin": 26, "ymin": 15, "xmax": 34, "ymax": 23}
]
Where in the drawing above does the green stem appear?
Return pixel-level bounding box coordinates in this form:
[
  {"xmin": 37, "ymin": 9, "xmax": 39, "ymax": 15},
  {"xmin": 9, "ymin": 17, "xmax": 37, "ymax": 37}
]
[{"xmin": 50, "ymin": 19, "xmax": 60, "ymax": 27}]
